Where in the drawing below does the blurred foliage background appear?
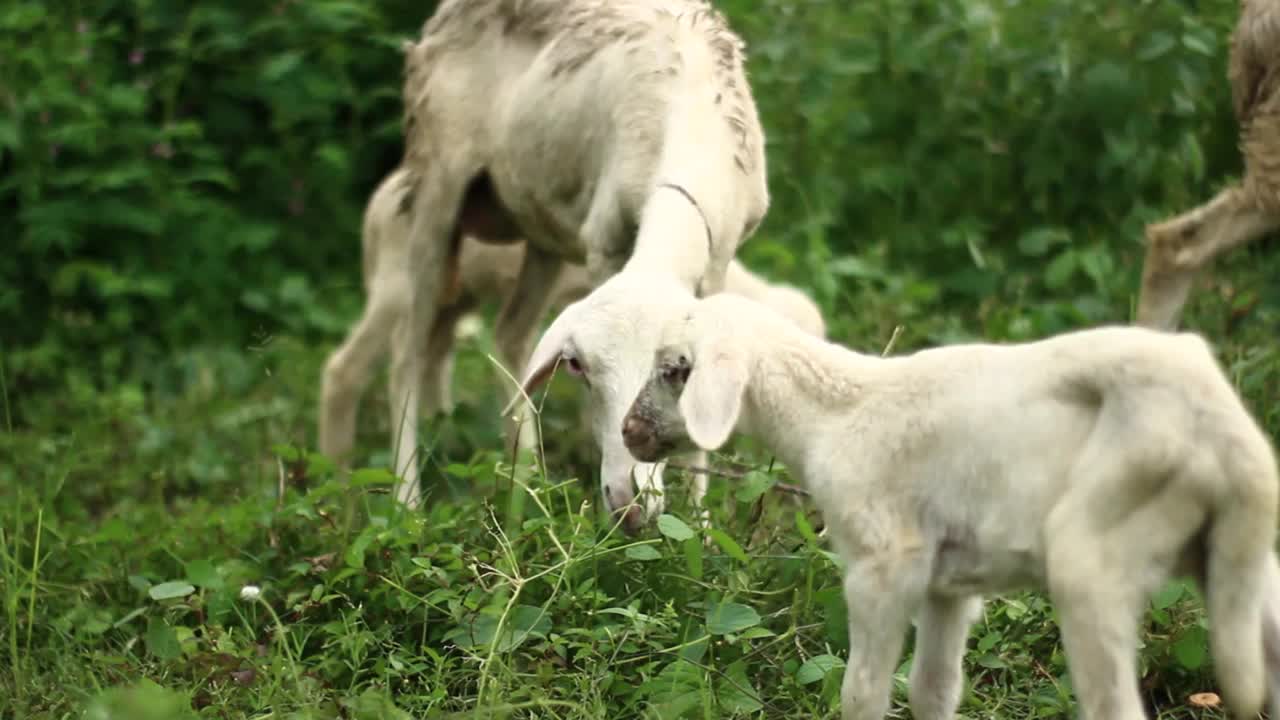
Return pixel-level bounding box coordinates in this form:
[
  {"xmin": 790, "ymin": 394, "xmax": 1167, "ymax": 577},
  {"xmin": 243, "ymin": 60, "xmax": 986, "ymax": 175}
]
[{"xmin": 4, "ymin": 0, "xmax": 1274, "ymax": 402}]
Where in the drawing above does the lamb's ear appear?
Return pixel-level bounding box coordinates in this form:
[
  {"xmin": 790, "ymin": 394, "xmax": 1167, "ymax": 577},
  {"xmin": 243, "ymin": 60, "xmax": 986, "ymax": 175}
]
[
  {"xmin": 678, "ymin": 340, "xmax": 747, "ymax": 450},
  {"xmin": 500, "ymin": 306, "xmax": 576, "ymax": 418}
]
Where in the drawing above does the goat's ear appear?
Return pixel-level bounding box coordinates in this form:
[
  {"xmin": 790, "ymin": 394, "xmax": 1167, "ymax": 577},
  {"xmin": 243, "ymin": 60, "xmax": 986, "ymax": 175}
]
[
  {"xmin": 500, "ymin": 307, "xmax": 575, "ymax": 417},
  {"xmin": 678, "ymin": 340, "xmax": 747, "ymax": 451}
]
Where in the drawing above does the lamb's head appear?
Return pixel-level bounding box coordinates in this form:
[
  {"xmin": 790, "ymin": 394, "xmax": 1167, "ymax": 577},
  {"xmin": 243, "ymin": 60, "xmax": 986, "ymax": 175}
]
[
  {"xmin": 622, "ymin": 297, "xmax": 749, "ymax": 464},
  {"xmin": 513, "ymin": 272, "xmax": 698, "ymax": 535}
]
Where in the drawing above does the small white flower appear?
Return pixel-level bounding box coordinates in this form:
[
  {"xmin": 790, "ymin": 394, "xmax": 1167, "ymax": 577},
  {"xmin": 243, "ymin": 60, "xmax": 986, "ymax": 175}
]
[{"xmin": 239, "ymin": 585, "xmax": 261, "ymax": 601}]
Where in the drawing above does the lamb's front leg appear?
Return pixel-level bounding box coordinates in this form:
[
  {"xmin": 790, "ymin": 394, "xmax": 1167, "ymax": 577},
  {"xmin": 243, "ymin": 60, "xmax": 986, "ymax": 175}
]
[
  {"xmin": 908, "ymin": 594, "xmax": 982, "ymax": 720},
  {"xmin": 840, "ymin": 555, "xmax": 927, "ymax": 720}
]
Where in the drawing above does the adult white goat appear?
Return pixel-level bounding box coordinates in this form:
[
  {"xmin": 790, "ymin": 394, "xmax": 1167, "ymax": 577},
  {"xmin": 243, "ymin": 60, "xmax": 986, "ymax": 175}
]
[
  {"xmin": 621, "ymin": 293, "xmax": 1280, "ymax": 720},
  {"xmin": 320, "ymin": 166, "xmax": 819, "ymax": 522},
  {"xmin": 1138, "ymin": 0, "xmax": 1280, "ymax": 329},
  {"xmin": 320, "ymin": 0, "xmax": 769, "ymax": 532}
]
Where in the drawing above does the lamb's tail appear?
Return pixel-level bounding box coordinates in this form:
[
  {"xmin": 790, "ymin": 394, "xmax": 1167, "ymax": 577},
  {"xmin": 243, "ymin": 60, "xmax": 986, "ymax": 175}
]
[{"xmin": 1205, "ymin": 444, "xmax": 1277, "ymax": 718}]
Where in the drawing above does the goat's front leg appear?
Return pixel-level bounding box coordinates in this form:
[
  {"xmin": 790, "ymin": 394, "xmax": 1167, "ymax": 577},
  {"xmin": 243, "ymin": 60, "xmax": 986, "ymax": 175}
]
[
  {"xmin": 493, "ymin": 245, "xmax": 567, "ymax": 464},
  {"xmin": 908, "ymin": 594, "xmax": 982, "ymax": 720},
  {"xmin": 840, "ymin": 554, "xmax": 927, "ymax": 720}
]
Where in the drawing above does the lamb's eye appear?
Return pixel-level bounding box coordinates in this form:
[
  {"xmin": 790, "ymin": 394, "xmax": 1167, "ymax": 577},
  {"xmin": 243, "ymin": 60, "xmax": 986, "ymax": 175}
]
[
  {"xmin": 662, "ymin": 364, "xmax": 689, "ymax": 384},
  {"xmin": 564, "ymin": 355, "xmax": 585, "ymax": 376}
]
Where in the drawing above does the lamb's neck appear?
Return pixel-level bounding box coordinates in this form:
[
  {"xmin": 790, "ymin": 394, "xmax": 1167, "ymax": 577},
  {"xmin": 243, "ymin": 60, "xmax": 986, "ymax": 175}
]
[{"xmin": 739, "ymin": 334, "xmax": 881, "ymax": 476}]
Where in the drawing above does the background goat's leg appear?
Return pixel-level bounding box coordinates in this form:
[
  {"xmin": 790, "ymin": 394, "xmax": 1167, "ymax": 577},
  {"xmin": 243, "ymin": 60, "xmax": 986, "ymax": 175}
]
[
  {"xmin": 420, "ymin": 298, "xmax": 472, "ymax": 417},
  {"xmin": 318, "ymin": 264, "xmax": 404, "ymax": 470},
  {"xmin": 390, "ymin": 170, "xmax": 467, "ymax": 509},
  {"xmin": 1138, "ymin": 185, "xmax": 1279, "ymax": 330}
]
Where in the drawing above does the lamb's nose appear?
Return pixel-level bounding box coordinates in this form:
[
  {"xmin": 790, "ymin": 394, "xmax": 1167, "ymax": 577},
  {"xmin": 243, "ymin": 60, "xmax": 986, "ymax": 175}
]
[{"xmin": 621, "ymin": 416, "xmax": 647, "ymax": 447}]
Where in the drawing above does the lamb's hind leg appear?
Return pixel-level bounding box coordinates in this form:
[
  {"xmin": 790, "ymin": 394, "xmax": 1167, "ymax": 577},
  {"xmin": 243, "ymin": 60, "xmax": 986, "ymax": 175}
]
[
  {"xmin": 389, "ymin": 165, "xmax": 470, "ymax": 509},
  {"xmin": 1256, "ymin": 551, "xmax": 1280, "ymax": 718},
  {"xmin": 1045, "ymin": 465, "xmax": 1208, "ymax": 719},
  {"xmin": 1138, "ymin": 185, "xmax": 1280, "ymax": 330}
]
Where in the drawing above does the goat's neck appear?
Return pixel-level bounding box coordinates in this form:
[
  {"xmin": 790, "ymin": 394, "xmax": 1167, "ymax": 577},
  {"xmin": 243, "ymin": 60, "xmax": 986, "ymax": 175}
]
[
  {"xmin": 739, "ymin": 334, "xmax": 881, "ymax": 477},
  {"xmin": 623, "ymin": 186, "xmax": 715, "ymax": 292}
]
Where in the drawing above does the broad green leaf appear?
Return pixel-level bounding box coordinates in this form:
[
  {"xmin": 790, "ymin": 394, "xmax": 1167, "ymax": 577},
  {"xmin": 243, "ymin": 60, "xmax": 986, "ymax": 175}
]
[
  {"xmin": 343, "ymin": 688, "xmax": 414, "ymax": 720},
  {"xmin": 796, "ymin": 654, "xmax": 845, "ymax": 684},
  {"xmin": 717, "ymin": 660, "xmax": 763, "ymax": 712},
  {"xmin": 684, "ymin": 535, "xmax": 704, "ymax": 580},
  {"xmin": 735, "ymin": 470, "xmax": 776, "ymax": 503},
  {"xmin": 977, "ymin": 653, "xmax": 1008, "ymax": 670},
  {"xmin": 657, "ymin": 514, "xmax": 695, "ymax": 542},
  {"xmin": 351, "ymin": 468, "xmax": 397, "ymax": 487},
  {"xmin": 184, "ymin": 559, "xmax": 222, "ymax": 590},
  {"xmin": 705, "ymin": 601, "xmax": 760, "ymax": 636},
  {"xmin": 145, "ymin": 617, "xmax": 182, "ymax": 660},
  {"xmin": 1173, "ymin": 626, "xmax": 1208, "ymax": 670},
  {"xmin": 148, "ymin": 582, "xmax": 195, "ymax": 601},
  {"xmin": 707, "ymin": 528, "xmax": 749, "ymax": 563},
  {"xmin": 1150, "ymin": 580, "xmax": 1184, "ymax": 611},
  {"xmin": 625, "ymin": 544, "xmax": 662, "ymax": 561},
  {"xmin": 500, "ymin": 605, "xmax": 553, "ymax": 651},
  {"xmin": 345, "ymin": 528, "xmax": 376, "ymax": 569},
  {"xmin": 795, "ymin": 510, "xmax": 820, "ymax": 549},
  {"xmin": 642, "ymin": 659, "xmax": 703, "ymax": 717},
  {"xmin": 739, "ymin": 627, "xmax": 776, "ymax": 640}
]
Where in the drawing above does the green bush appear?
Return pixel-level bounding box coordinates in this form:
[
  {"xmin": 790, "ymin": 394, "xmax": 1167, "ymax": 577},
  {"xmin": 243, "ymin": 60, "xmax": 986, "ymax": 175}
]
[
  {"xmin": 1, "ymin": 1, "xmax": 434, "ymax": 393},
  {"xmin": 2, "ymin": 0, "xmax": 1263, "ymax": 383},
  {"xmin": 725, "ymin": 0, "xmax": 1245, "ymax": 342}
]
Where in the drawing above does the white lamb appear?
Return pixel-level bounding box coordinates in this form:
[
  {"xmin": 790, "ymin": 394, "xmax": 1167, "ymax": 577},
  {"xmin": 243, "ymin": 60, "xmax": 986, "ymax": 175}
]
[
  {"xmin": 320, "ymin": 167, "xmax": 823, "ymax": 516},
  {"xmin": 319, "ymin": 0, "xmax": 771, "ymax": 532},
  {"xmin": 621, "ymin": 293, "xmax": 1280, "ymax": 720}
]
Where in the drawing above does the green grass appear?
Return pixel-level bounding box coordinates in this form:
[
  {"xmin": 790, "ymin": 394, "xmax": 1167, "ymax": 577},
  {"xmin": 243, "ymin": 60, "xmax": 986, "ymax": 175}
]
[{"xmin": 1, "ymin": 248, "xmax": 1277, "ymax": 720}]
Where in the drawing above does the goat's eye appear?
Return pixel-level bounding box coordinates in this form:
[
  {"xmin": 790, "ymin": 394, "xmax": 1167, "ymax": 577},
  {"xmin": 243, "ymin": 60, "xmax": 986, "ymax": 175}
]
[{"xmin": 564, "ymin": 355, "xmax": 585, "ymax": 376}]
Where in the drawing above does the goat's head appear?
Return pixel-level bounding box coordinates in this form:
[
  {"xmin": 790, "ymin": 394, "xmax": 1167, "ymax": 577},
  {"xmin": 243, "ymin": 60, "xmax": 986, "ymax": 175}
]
[
  {"xmin": 623, "ymin": 297, "xmax": 749, "ymax": 463},
  {"xmin": 511, "ymin": 272, "xmax": 697, "ymax": 535}
]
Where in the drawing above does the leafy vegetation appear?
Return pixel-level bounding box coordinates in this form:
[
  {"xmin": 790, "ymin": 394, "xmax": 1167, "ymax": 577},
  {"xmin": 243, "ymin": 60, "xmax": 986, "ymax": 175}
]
[{"xmin": 2, "ymin": 0, "xmax": 1277, "ymax": 718}]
